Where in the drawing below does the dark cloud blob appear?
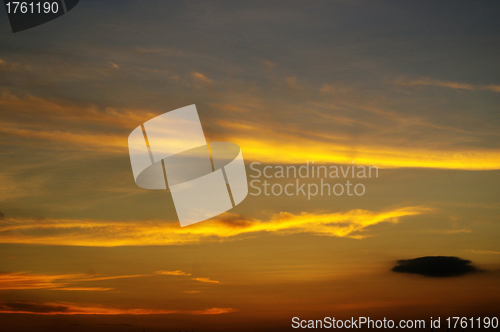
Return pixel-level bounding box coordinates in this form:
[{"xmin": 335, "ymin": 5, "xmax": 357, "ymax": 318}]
[
  {"xmin": 0, "ymin": 302, "xmax": 69, "ymax": 313},
  {"xmin": 392, "ymin": 256, "xmax": 480, "ymax": 277}
]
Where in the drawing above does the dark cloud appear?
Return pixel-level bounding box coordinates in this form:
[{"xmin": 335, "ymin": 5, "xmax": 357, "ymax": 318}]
[
  {"xmin": 0, "ymin": 302, "xmax": 69, "ymax": 314},
  {"xmin": 392, "ymin": 256, "xmax": 480, "ymax": 277},
  {"xmin": 215, "ymin": 213, "xmax": 254, "ymax": 229}
]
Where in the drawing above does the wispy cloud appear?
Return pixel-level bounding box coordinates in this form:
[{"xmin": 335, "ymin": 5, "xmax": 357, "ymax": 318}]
[
  {"xmin": 155, "ymin": 270, "xmax": 192, "ymax": 276},
  {"xmin": 226, "ymin": 133, "xmax": 500, "ymax": 170},
  {"xmin": 0, "ymin": 172, "xmax": 47, "ymax": 201},
  {"xmin": 0, "ymin": 272, "xmax": 101, "ymax": 291},
  {"xmin": 192, "ymin": 72, "xmax": 213, "ymax": 84},
  {"xmin": 0, "ymin": 207, "xmax": 431, "ymax": 246},
  {"xmin": 2, "ymin": 90, "xmax": 499, "ymax": 170},
  {"xmin": 468, "ymin": 250, "xmax": 500, "ymax": 255},
  {"xmin": 54, "ymin": 287, "xmax": 113, "ymax": 291},
  {"xmin": 0, "ymin": 125, "xmax": 127, "ymax": 152},
  {"xmin": 0, "ymin": 59, "xmax": 30, "ymax": 72},
  {"xmin": 0, "ymin": 272, "xmax": 84, "ymax": 290},
  {"xmin": 0, "ymin": 301, "xmax": 236, "ymax": 315},
  {"xmin": 0, "ymin": 91, "xmax": 156, "ymax": 129},
  {"xmin": 0, "ymin": 270, "xmax": 217, "ymax": 291},
  {"xmin": 396, "ymin": 77, "xmax": 500, "ymax": 93},
  {"xmin": 320, "ymin": 84, "xmax": 352, "ymax": 94},
  {"xmin": 421, "ymin": 229, "xmax": 472, "ymax": 235},
  {"xmin": 192, "ymin": 277, "xmax": 220, "ymax": 284}
]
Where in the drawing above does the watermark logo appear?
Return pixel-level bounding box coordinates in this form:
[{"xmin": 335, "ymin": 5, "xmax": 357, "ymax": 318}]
[
  {"xmin": 249, "ymin": 161, "xmax": 378, "ymax": 199},
  {"xmin": 128, "ymin": 105, "xmax": 248, "ymax": 227}
]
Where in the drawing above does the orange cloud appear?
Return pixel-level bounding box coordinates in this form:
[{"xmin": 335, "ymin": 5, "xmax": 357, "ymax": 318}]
[
  {"xmin": 55, "ymin": 287, "xmax": 113, "ymax": 291},
  {"xmin": 192, "ymin": 277, "xmax": 220, "ymax": 284},
  {"xmin": 227, "ymin": 133, "xmax": 500, "ymax": 170},
  {"xmin": 469, "ymin": 250, "xmax": 500, "ymax": 255},
  {"xmin": 0, "ymin": 272, "xmax": 93, "ymax": 290},
  {"xmin": 395, "ymin": 76, "xmax": 500, "ymax": 93},
  {"xmin": 0, "ymin": 91, "xmax": 157, "ymax": 129},
  {"xmin": 0, "ymin": 125, "xmax": 127, "ymax": 152},
  {"xmin": 82, "ymin": 274, "xmax": 150, "ymax": 281},
  {"xmin": 0, "ymin": 301, "xmax": 236, "ymax": 315},
  {"xmin": 192, "ymin": 72, "xmax": 213, "ymax": 84},
  {"xmin": 2, "ymin": 90, "xmax": 498, "ymax": 170},
  {"xmin": 155, "ymin": 270, "xmax": 192, "ymax": 276},
  {"xmin": 0, "ymin": 271, "xmax": 218, "ymax": 291},
  {"xmin": 0, "ymin": 207, "xmax": 431, "ymax": 246}
]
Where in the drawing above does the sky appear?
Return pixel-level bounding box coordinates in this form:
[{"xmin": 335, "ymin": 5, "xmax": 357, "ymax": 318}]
[{"xmin": 0, "ymin": 1, "xmax": 499, "ymax": 331}]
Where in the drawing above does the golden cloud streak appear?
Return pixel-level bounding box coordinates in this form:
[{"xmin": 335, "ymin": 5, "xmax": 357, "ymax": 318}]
[
  {"xmin": 4, "ymin": 91, "xmax": 495, "ymax": 169},
  {"xmin": 55, "ymin": 287, "xmax": 113, "ymax": 291},
  {"xmin": 0, "ymin": 207, "xmax": 431, "ymax": 246},
  {"xmin": 0, "ymin": 271, "xmax": 217, "ymax": 291},
  {"xmin": 2, "ymin": 90, "xmax": 498, "ymax": 169},
  {"xmin": 0, "ymin": 302, "xmax": 236, "ymax": 315},
  {"xmin": 155, "ymin": 270, "xmax": 192, "ymax": 276},
  {"xmin": 0, "ymin": 272, "xmax": 83, "ymax": 290},
  {"xmin": 192, "ymin": 277, "xmax": 220, "ymax": 284},
  {"xmin": 232, "ymin": 136, "xmax": 500, "ymax": 170}
]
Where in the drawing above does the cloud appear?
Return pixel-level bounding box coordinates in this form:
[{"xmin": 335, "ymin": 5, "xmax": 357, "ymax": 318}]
[
  {"xmin": 0, "ymin": 59, "xmax": 30, "ymax": 72},
  {"xmin": 55, "ymin": 287, "xmax": 113, "ymax": 291},
  {"xmin": 155, "ymin": 270, "xmax": 191, "ymax": 276},
  {"xmin": 392, "ymin": 256, "xmax": 480, "ymax": 277},
  {"xmin": 0, "ymin": 272, "xmax": 86, "ymax": 290},
  {"xmin": 468, "ymin": 250, "xmax": 500, "ymax": 255},
  {"xmin": 0, "ymin": 302, "xmax": 69, "ymax": 314},
  {"xmin": 0, "ymin": 126, "xmax": 127, "ymax": 152},
  {"xmin": 0, "ymin": 301, "xmax": 236, "ymax": 315},
  {"xmin": 320, "ymin": 84, "xmax": 352, "ymax": 95},
  {"xmin": 0, "ymin": 272, "xmax": 123, "ymax": 291},
  {"xmin": 395, "ymin": 77, "xmax": 500, "ymax": 93},
  {"xmin": 0, "ymin": 271, "xmax": 218, "ymax": 291},
  {"xmin": 192, "ymin": 277, "xmax": 219, "ymax": 284},
  {"xmin": 0, "ymin": 91, "xmax": 159, "ymax": 152},
  {"xmin": 0, "ymin": 173, "xmax": 47, "ymax": 202},
  {"xmin": 0, "ymin": 91, "xmax": 157, "ymax": 128},
  {"xmin": 0, "ymin": 207, "xmax": 430, "ymax": 246},
  {"xmin": 285, "ymin": 76, "xmax": 299, "ymax": 90},
  {"xmin": 215, "ymin": 121, "xmax": 500, "ymax": 170},
  {"xmin": 421, "ymin": 229, "xmax": 472, "ymax": 235},
  {"xmin": 2, "ymin": 90, "xmax": 499, "ymax": 170},
  {"xmin": 261, "ymin": 60, "xmax": 275, "ymax": 71},
  {"xmin": 82, "ymin": 274, "xmax": 150, "ymax": 281},
  {"xmin": 192, "ymin": 72, "xmax": 213, "ymax": 84}
]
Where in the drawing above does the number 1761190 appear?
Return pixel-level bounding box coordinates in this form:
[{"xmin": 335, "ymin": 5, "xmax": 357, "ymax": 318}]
[{"xmin": 5, "ymin": 2, "xmax": 60, "ymax": 14}]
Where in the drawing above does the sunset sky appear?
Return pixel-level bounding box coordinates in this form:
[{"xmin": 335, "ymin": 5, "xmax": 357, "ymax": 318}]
[{"xmin": 0, "ymin": 1, "xmax": 499, "ymax": 331}]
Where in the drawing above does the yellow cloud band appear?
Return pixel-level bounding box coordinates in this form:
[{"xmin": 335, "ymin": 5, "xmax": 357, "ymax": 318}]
[{"xmin": 0, "ymin": 206, "xmax": 431, "ymax": 246}]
